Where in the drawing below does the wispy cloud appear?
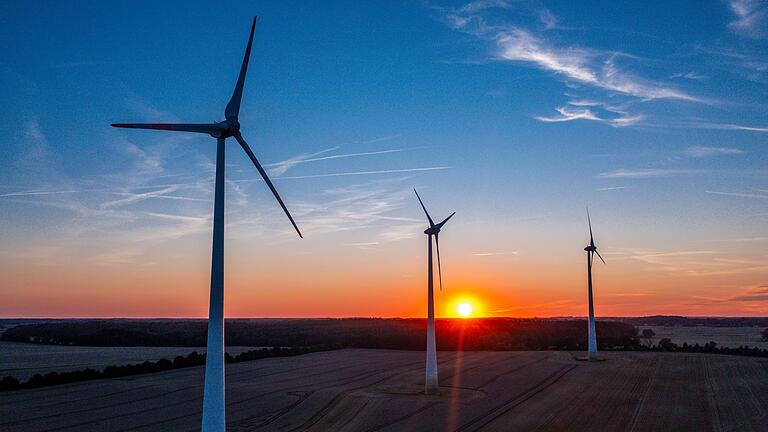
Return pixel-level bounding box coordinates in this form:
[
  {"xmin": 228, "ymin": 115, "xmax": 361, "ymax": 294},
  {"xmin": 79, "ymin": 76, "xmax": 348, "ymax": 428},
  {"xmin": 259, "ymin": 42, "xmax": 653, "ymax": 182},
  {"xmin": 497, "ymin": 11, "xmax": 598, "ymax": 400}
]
[
  {"xmin": 275, "ymin": 166, "xmax": 452, "ymax": 180},
  {"xmin": 257, "ymin": 179, "xmax": 430, "ymax": 242},
  {"xmin": 472, "ymin": 251, "xmax": 516, "ymax": 256},
  {"xmin": 343, "ymin": 241, "xmax": 381, "ymax": 250},
  {"xmin": 266, "ymin": 146, "xmax": 339, "ymax": 176},
  {"xmin": 489, "ymin": 299, "xmax": 572, "ymax": 314},
  {"xmin": 535, "ymin": 104, "xmax": 643, "ymax": 127},
  {"xmin": 728, "ymin": 0, "xmax": 767, "ymax": 38},
  {"xmin": 143, "ymin": 211, "xmax": 209, "ymax": 223},
  {"xmin": 685, "ymin": 122, "xmax": 768, "ymax": 132},
  {"xmin": 687, "ymin": 264, "xmax": 768, "ymax": 277},
  {"xmin": 497, "ymin": 30, "xmax": 698, "ymax": 101},
  {"xmin": 441, "ymin": 4, "xmax": 700, "ymax": 102},
  {"xmin": 698, "ymin": 236, "xmax": 768, "ymax": 242},
  {"xmin": 267, "ymin": 147, "xmax": 412, "ymax": 177},
  {"xmin": 682, "ymin": 146, "xmax": 743, "ymax": 157},
  {"xmin": 596, "ymin": 186, "xmax": 627, "ymax": 191},
  {"xmin": 671, "ymin": 71, "xmax": 706, "ymax": 80},
  {"xmin": 538, "ymin": 9, "xmax": 559, "ymax": 30},
  {"xmin": 0, "ymin": 189, "xmax": 81, "ymax": 198},
  {"xmin": 598, "ymin": 169, "xmax": 698, "ymax": 179},
  {"xmin": 690, "ymin": 285, "xmax": 768, "ymax": 305},
  {"xmin": 99, "ymin": 186, "xmax": 206, "ymax": 209},
  {"xmin": 344, "ymin": 241, "xmax": 380, "ymax": 247},
  {"xmin": 616, "ymin": 246, "xmax": 767, "ymax": 277},
  {"xmin": 706, "ymin": 190, "xmax": 768, "ymax": 199}
]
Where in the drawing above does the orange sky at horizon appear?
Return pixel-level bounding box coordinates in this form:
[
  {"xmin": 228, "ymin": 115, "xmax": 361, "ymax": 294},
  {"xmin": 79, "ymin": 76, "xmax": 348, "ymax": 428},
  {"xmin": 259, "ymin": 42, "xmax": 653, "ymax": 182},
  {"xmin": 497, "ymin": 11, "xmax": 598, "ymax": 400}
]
[
  {"xmin": 2, "ymin": 227, "xmax": 766, "ymax": 318},
  {"xmin": 2, "ymin": 0, "xmax": 768, "ymax": 322}
]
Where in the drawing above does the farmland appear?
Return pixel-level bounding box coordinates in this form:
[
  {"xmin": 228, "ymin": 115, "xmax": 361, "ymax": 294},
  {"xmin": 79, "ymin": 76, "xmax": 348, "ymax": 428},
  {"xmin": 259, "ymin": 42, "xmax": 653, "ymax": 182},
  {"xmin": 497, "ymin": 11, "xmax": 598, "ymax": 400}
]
[
  {"xmin": 1, "ymin": 349, "xmax": 766, "ymax": 431},
  {"xmin": 0, "ymin": 341, "xmax": 256, "ymax": 381},
  {"xmin": 638, "ymin": 325, "xmax": 768, "ymax": 349}
]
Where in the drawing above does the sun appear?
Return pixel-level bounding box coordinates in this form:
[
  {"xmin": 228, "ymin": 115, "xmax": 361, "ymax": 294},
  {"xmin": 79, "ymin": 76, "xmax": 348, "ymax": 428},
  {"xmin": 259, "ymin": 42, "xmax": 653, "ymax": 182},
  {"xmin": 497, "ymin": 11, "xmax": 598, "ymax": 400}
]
[{"xmin": 457, "ymin": 302, "xmax": 474, "ymax": 317}]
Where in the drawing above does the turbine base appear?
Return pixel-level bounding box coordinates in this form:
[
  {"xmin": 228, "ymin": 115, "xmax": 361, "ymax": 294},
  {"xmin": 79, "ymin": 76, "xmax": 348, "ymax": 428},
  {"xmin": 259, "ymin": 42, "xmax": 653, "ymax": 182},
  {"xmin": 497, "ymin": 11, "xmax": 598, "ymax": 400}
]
[
  {"xmin": 575, "ymin": 355, "xmax": 606, "ymax": 362},
  {"xmin": 424, "ymin": 376, "xmax": 439, "ymax": 395}
]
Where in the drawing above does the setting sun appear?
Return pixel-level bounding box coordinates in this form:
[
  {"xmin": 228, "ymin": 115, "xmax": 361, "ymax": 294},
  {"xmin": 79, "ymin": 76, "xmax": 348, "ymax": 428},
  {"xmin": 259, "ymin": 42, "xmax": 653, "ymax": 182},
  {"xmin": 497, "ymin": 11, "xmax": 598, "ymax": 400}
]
[{"xmin": 457, "ymin": 302, "xmax": 473, "ymax": 317}]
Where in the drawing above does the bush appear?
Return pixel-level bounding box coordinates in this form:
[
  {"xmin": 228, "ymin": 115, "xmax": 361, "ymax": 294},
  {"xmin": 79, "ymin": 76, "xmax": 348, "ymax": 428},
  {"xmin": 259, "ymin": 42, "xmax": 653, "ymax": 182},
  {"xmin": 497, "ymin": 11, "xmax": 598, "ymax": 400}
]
[{"xmin": 0, "ymin": 376, "xmax": 19, "ymax": 391}]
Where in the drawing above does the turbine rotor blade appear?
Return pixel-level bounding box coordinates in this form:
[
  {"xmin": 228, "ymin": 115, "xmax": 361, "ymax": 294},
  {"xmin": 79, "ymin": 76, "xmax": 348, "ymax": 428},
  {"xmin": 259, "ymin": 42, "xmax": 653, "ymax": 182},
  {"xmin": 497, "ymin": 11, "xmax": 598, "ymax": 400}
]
[
  {"xmin": 225, "ymin": 16, "xmax": 257, "ymax": 119},
  {"xmin": 436, "ymin": 211, "xmax": 455, "ymax": 229},
  {"xmin": 587, "ymin": 207, "xmax": 594, "ymax": 247},
  {"xmin": 595, "ymin": 250, "xmax": 606, "ymax": 265},
  {"xmin": 413, "ymin": 188, "xmax": 435, "ymax": 227},
  {"xmin": 234, "ymin": 133, "xmax": 302, "ymax": 238},
  {"xmin": 435, "ymin": 233, "xmax": 443, "ymax": 291},
  {"xmin": 111, "ymin": 123, "xmax": 220, "ymax": 134}
]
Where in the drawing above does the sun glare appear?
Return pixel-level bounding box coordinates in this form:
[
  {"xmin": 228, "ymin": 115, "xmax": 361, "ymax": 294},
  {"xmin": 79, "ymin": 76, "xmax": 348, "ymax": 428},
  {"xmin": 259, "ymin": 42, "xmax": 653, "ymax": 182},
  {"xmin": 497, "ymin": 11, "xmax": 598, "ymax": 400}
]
[{"xmin": 457, "ymin": 302, "xmax": 473, "ymax": 317}]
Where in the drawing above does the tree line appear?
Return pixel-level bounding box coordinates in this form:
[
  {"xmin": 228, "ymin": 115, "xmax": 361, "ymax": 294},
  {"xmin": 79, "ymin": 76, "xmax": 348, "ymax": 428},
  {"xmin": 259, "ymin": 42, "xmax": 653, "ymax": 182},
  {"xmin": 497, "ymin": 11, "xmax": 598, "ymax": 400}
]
[
  {"xmin": 0, "ymin": 344, "xmax": 340, "ymax": 392},
  {"xmin": 1, "ymin": 318, "xmax": 640, "ymax": 350},
  {"xmin": 643, "ymin": 338, "xmax": 768, "ymax": 357}
]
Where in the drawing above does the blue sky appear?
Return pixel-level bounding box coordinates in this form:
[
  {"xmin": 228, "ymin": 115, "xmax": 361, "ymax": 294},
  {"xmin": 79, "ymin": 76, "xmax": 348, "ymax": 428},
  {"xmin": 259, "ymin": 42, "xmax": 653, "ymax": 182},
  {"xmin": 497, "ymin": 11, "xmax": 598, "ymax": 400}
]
[{"xmin": 0, "ymin": 0, "xmax": 766, "ymax": 317}]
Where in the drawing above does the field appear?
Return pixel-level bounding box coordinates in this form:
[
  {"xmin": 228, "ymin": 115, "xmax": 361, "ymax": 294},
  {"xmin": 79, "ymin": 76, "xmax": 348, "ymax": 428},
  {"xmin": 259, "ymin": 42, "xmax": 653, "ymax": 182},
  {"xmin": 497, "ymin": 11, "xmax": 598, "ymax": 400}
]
[
  {"xmin": 639, "ymin": 326, "xmax": 768, "ymax": 349},
  {"xmin": 0, "ymin": 341, "xmax": 256, "ymax": 381},
  {"xmin": 1, "ymin": 349, "xmax": 766, "ymax": 431}
]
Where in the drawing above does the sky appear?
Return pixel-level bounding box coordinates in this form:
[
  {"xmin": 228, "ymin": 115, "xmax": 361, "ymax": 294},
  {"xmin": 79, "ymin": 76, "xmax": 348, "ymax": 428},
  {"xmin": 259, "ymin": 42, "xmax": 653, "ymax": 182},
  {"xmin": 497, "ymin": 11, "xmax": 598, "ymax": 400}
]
[{"xmin": 0, "ymin": 0, "xmax": 766, "ymax": 318}]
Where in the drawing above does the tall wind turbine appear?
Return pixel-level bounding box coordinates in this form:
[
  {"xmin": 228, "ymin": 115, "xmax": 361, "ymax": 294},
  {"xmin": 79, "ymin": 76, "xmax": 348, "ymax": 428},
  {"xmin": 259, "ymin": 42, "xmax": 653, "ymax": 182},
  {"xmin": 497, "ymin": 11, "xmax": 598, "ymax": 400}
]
[
  {"xmin": 414, "ymin": 189, "xmax": 454, "ymax": 395},
  {"xmin": 584, "ymin": 209, "xmax": 605, "ymax": 362},
  {"xmin": 111, "ymin": 17, "xmax": 302, "ymax": 432}
]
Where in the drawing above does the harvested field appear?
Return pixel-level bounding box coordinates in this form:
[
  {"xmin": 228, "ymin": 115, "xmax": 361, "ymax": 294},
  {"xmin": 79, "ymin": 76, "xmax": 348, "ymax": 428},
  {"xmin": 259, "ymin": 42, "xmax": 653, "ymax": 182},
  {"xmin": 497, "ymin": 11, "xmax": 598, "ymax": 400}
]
[
  {"xmin": 0, "ymin": 341, "xmax": 256, "ymax": 381},
  {"xmin": 639, "ymin": 326, "xmax": 768, "ymax": 349},
  {"xmin": 0, "ymin": 349, "xmax": 766, "ymax": 431}
]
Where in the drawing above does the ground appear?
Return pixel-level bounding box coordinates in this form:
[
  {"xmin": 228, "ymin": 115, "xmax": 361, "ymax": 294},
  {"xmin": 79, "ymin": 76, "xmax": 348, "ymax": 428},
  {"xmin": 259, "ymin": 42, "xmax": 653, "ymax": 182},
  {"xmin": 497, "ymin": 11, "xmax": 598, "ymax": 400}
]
[
  {"xmin": 0, "ymin": 341, "xmax": 256, "ymax": 381},
  {"xmin": 1, "ymin": 349, "xmax": 767, "ymax": 431},
  {"xmin": 639, "ymin": 325, "xmax": 768, "ymax": 349}
]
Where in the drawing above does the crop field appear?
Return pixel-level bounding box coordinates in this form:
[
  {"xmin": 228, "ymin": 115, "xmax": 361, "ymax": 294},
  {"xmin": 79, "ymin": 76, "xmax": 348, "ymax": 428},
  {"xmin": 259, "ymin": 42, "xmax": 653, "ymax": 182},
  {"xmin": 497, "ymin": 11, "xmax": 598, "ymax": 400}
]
[
  {"xmin": 0, "ymin": 341, "xmax": 256, "ymax": 381},
  {"xmin": 1, "ymin": 348, "xmax": 766, "ymax": 431},
  {"xmin": 638, "ymin": 326, "xmax": 768, "ymax": 349}
]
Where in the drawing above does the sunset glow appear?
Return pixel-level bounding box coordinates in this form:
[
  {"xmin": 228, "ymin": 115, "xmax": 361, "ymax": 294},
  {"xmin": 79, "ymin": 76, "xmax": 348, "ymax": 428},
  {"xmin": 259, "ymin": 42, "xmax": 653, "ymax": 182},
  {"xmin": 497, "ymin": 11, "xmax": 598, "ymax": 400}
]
[
  {"xmin": 1, "ymin": 2, "xmax": 766, "ymax": 320},
  {"xmin": 457, "ymin": 302, "xmax": 473, "ymax": 317}
]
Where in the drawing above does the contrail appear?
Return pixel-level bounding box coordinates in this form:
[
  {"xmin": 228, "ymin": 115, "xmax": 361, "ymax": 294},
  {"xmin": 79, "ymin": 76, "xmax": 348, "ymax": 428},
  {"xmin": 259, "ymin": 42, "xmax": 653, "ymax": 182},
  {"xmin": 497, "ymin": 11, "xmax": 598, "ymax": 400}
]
[
  {"xmin": 267, "ymin": 148, "xmax": 409, "ymax": 169},
  {"xmin": 278, "ymin": 166, "xmax": 452, "ymax": 180},
  {"xmin": 0, "ymin": 190, "xmax": 81, "ymax": 197}
]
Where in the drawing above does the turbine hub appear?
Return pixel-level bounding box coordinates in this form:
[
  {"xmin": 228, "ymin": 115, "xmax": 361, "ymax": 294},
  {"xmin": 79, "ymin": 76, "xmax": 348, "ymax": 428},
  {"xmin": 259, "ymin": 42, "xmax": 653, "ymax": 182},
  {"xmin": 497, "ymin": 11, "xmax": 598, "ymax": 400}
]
[
  {"xmin": 585, "ymin": 245, "xmax": 597, "ymax": 252},
  {"xmin": 227, "ymin": 118, "xmax": 241, "ymax": 132},
  {"xmin": 212, "ymin": 118, "xmax": 241, "ymax": 138},
  {"xmin": 425, "ymin": 227, "xmax": 440, "ymax": 235}
]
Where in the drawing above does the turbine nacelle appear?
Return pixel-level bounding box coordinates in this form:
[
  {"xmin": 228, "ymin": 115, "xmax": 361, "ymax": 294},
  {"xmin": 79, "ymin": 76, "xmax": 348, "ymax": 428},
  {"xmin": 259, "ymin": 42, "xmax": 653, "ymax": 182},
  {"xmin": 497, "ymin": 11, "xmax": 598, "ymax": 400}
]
[
  {"xmin": 585, "ymin": 208, "xmax": 606, "ymax": 265},
  {"xmin": 414, "ymin": 188, "xmax": 455, "ymax": 291},
  {"xmin": 210, "ymin": 119, "xmax": 241, "ymax": 138}
]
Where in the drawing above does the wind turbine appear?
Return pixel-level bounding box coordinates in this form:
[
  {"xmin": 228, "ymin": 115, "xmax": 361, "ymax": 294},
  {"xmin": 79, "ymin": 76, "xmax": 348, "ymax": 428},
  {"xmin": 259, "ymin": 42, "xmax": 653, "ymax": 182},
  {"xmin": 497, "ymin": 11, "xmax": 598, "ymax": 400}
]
[
  {"xmin": 584, "ymin": 209, "xmax": 605, "ymax": 362},
  {"xmin": 414, "ymin": 189, "xmax": 454, "ymax": 395},
  {"xmin": 111, "ymin": 17, "xmax": 302, "ymax": 432}
]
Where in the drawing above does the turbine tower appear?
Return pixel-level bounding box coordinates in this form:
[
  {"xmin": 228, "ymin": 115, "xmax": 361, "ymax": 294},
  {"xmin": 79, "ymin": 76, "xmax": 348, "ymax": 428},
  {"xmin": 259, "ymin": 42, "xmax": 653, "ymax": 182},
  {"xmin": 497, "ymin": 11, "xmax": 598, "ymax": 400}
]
[
  {"xmin": 414, "ymin": 189, "xmax": 454, "ymax": 395},
  {"xmin": 584, "ymin": 209, "xmax": 605, "ymax": 362},
  {"xmin": 111, "ymin": 17, "xmax": 302, "ymax": 432}
]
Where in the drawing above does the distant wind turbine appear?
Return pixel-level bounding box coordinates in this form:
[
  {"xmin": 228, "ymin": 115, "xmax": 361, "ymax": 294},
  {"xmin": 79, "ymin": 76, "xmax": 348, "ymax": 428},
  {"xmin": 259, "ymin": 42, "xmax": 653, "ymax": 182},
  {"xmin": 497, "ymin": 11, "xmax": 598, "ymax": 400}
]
[
  {"xmin": 414, "ymin": 189, "xmax": 455, "ymax": 395},
  {"xmin": 584, "ymin": 208, "xmax": 605, "ymax": 362},
  {"xmin": 111, "ymin": 17, "xmax": 302, "ymax": 432}
]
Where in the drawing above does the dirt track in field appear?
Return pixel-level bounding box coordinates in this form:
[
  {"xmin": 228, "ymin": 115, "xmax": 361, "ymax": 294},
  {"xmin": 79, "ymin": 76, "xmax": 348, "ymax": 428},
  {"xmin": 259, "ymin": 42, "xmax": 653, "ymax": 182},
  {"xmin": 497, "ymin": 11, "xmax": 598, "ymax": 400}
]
[{"xmin": 1, "ymin": 349, "xmax": 766, "ymax": 431}]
